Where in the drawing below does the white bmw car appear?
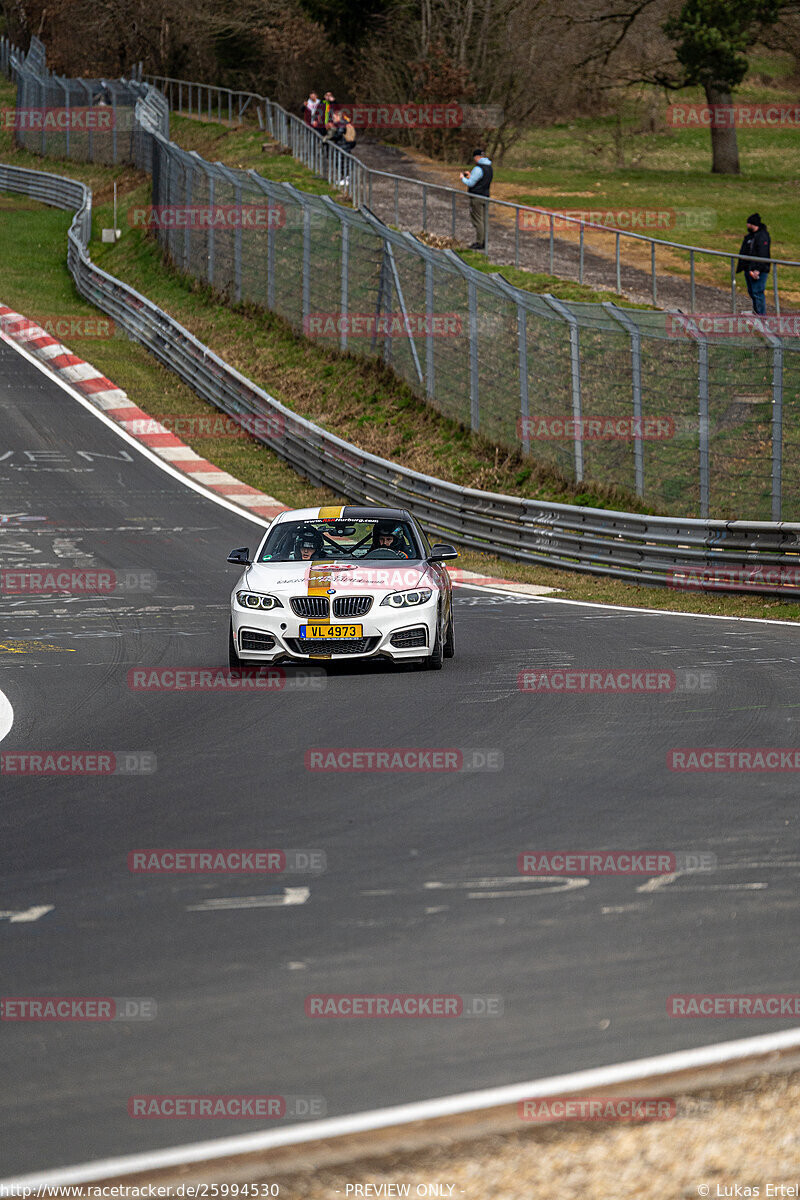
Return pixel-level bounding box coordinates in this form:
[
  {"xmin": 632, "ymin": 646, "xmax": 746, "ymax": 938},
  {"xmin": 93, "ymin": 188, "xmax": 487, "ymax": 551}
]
[{"xmin": 227, "ymin": 506, "xmax": 458, "ymax": 669}]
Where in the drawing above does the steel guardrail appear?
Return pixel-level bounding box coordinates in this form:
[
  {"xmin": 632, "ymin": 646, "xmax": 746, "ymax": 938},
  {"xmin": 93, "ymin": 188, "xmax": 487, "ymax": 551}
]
[{"xmin": 2, "ymin": 158, "xmax": 800, "ymax": 597}]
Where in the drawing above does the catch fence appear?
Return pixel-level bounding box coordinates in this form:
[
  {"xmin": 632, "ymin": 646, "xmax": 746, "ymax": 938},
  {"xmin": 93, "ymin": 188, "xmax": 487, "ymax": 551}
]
[{"xmin": 3, "ymin": 37, "xmax": 800, "ymax": 521}]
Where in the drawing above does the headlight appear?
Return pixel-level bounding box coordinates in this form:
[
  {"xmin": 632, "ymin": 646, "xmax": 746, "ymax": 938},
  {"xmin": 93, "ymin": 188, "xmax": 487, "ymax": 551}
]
[
  {"xmin": 236, "ymin": 591, "xmax": 283, "ymax": 610},
  {"xmin": 381, "ymin": 588, "xmax": 433, "ymax": 609}
]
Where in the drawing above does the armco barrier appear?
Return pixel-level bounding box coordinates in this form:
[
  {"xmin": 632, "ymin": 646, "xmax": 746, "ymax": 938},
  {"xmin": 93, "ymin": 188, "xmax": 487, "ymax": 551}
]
[{"xmin": 2, "ymin": 159, "xmax": 800, "ymax": 597}]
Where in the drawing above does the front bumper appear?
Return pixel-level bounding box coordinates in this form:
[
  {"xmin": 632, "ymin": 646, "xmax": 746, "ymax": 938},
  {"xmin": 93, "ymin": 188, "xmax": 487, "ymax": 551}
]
[{"xmin": 231, "ymin": 600, "xmax": 438, "ymax": 662}]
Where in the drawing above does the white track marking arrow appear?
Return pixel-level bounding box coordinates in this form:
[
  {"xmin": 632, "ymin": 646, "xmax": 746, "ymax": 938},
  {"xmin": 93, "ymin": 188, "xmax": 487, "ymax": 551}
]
[
  {"xmin": 186, "ymin": 889, "xmax": 309, "ymax": 912},
  {"xmin": 0, "ymin": 905, "xmax": 54, "ymax": 922},
  {"xmin": 425, "ymin": 876, "xmax": 589, "ymax": 899}
]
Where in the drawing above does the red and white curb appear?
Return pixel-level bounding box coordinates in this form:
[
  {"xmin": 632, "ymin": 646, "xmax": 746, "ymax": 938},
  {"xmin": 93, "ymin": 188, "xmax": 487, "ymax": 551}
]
[
  {"xmin": 450, "ymin": 568, "xmax": 557, "ymax": 595},
  {"xmin": 0, "ymin": 304, "xmax": 558, "ymax": 594},
  {"xmin": 0, "ymin": 305, "xmax": 288, "ymax": 522}
]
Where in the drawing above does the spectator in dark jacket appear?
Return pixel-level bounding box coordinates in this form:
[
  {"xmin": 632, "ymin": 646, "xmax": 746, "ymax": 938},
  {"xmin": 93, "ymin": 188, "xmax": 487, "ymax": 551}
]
[
  {"xmin": 737, "ymin": 213, "xmax": 771, "ymax": 315},
  {"xmin": 460, "ymin": 149, "xmax": 493, "ymax": 250},
  {"xmin": 323, "ymin": 114, "xmax": 345, "ymax": 147}
]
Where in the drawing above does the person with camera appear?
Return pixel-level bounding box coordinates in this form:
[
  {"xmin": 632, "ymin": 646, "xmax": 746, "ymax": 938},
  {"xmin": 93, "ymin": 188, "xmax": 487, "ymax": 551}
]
[{"xmin": 460, "ymin": 148, "xmax": 493, "ymax": 251}]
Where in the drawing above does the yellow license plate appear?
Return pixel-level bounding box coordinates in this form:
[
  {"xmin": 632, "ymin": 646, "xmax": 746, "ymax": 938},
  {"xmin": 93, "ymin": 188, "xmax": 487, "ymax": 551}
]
[{"xmin": 300, "ymin": 624, "xmax": 363, "ymax": 638}]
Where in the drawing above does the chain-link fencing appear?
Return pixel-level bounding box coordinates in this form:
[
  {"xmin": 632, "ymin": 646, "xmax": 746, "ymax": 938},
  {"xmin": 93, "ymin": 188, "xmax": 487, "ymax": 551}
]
[{"xmin": 4, "ymin": 37, "xmax": 800, "ymax": 521}]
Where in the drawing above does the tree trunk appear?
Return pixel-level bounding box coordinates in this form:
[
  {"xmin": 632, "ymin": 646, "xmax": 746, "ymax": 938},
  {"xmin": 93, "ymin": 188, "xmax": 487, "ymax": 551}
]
[{"xmin": 705, "ymin": 83, "xmax": 740, "ymax": 175}]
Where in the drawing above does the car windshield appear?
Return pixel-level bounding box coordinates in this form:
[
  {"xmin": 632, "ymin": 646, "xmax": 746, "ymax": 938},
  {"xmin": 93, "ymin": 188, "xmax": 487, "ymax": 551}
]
[{"xmin": 258, "ymin": 518, "xmax": 421, "ymax": 563}]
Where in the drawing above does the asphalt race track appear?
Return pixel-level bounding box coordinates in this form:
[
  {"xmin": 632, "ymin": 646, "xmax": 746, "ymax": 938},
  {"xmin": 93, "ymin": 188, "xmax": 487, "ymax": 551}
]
[{"xmin": 1, "ymin": 335, "xmax": 799, "ymax": 1174}]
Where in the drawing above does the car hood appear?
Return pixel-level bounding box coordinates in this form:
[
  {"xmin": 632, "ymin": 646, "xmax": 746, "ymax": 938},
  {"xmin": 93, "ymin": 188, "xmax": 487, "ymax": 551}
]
[{"xmin": 239, "ymin": 560, "xmax": 437, "ymax": 598}]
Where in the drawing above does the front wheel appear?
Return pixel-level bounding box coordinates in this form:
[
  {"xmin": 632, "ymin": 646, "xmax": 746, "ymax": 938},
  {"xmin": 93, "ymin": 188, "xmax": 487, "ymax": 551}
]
[
  {"xmin": 443, "ymin": 608, "xmax": 455, "ymax": 658},
  {"xmin": 228, "ymin": 621, "xmax": 240, "ymax": 669},
  {"xmin": 425, "ymin": 612, "xmax": 444, "ymax": 670}
]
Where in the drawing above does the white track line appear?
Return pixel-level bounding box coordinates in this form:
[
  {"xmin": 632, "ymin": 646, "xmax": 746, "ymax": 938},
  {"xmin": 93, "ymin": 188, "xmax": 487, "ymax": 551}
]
[
  {"xmin": 2, "ymin": 298, "xmax": 800, "ymax": 1188},
  {"xmin": 4, "ymin": 1027, "xmax": 800, "ymax": 1186},
  {"xmin": 0, "ymin": 329, "xmax": 269, "ymax": 528},
  {"xmin": 454, "ymin": 581, "xmax": 800, "ymax": 628},
  {"xmin": 0, "ymin": 686, "xmax": 13, "ymax": 745}
]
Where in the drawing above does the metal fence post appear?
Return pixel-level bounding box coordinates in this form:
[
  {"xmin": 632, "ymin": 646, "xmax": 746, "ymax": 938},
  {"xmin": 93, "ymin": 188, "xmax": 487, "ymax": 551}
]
[
  {"xmin": 759, "ymin": 328, "xmax": 784, "ymax": 521},
  {"xmin": 248, "ymin": 172, "xmax": 277, "ymax": 311},
  {"xmin": 373, "ymin": 244, "xmax": 393, "ymax": 367},
  {"xmin": 217, "ymin": 163, "xmax": 243, "ymax": 303},
  {"xmin": 40, "ymin": 76, "xmax": 47, "ymax": 157},
  {"xmin": 82, "ymin": 80, "xmax": 93, "ymax": 161},
  {"xmin": 468, "ymin": 278, "xmax": 480, "ymax": 432},
  {"xmin": 425, "ymin": 258, "xmax": 435, "ymax": 399},
  {"xmin": 302, "ymin": 205, "xmax": 311, "ymax": 329},
  {"xmin": 207, "ymin": 170, "xmax": 215, "ymax": 286},
  {"xmin": 604, "ymin": 302, "xmax": 644, "ymax": 498},
  {"xmin": 518, "ymin": 301, "xmax": 529, "ymax": 456},
  {"xmin": 384, "ymin": 241, "xmax": 423, "ymax": 386},
  {"xmin": 58, "ymin": 77, "xmax": 71, "ymax": 158},
  {"xmin": 698, "ymin": 337, "xmax": 710, "ymax": 519},
  {"xmin": 183, "ymin": 158, "xmax": 192, "ymax": 273},
  {"xmin": 340, "ymin": 219, "xmax": 349, "ymax": 354},
  {"xmin": 232, "ymin": 177, "xmax": 242, "ymax": 302},
  {"xmin": 544, "ymin": 295, "xmax": 583, "ymax": 484}
]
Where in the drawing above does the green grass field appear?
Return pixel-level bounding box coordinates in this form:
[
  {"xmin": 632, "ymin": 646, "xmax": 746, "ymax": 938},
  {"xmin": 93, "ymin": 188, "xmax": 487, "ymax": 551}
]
[{"xmin": 495, "ymin": 62, "xmax": 800, "ymax": 297}]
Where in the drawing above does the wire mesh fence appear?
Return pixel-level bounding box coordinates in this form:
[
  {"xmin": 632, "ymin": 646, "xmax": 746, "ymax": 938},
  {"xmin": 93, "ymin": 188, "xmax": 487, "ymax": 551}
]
[
  {"xmin": 3, "ymin": 36, "xmax": 800, "ymax": 521},
  {"xmin": 147, "ymin": 71, "xmax": 800, "ymax": 317}
]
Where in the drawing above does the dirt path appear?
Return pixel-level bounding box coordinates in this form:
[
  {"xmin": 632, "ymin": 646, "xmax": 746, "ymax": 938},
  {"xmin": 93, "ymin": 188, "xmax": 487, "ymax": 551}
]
[{"xmin": 354, "ymin": 139, "xmax": 751, "ymax": 312}]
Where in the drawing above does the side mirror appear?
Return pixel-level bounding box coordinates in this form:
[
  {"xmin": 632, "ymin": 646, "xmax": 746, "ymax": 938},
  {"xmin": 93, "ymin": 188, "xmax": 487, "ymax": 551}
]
[
  {"xmin": 429, "ymin": 544, "xmax": 459, "ymax": 562},
  {"xmin": 227, "ymin": 547, "xmax": 251, "ymax": 565}
]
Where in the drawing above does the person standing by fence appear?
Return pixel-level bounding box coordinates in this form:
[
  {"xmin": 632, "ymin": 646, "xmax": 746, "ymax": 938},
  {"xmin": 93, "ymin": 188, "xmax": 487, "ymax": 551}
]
[
  {"xmin": 302, "ymin": 92, "xmax": 320, "ymax": 126},
  {"xmin": 460, "ymin": 148, "xmax": 493, "ymax": 251},
  {"xmin": 737, "ymin": 213, "xmax": 771, "ymax": 315}
]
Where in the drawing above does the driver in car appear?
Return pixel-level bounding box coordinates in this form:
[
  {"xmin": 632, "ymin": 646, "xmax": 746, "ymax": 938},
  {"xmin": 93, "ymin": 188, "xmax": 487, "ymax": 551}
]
[
  {"xmin": 371, "ymin": 522, "xmax": 409, "ymax": 557},
  {"xmin": 294, "ymin": 529, "xmax": 325, "ymax": 561}
]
